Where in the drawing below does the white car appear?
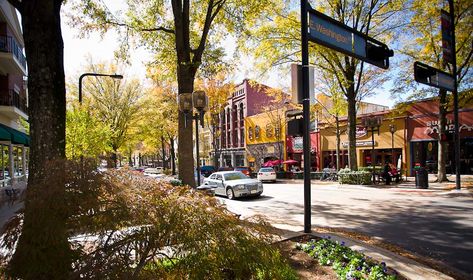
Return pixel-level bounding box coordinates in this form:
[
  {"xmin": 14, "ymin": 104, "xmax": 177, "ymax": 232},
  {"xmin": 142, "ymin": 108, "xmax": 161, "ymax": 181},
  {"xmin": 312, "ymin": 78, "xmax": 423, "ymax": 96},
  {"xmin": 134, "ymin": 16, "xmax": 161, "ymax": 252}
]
[
  {"xmin": 257, "ymin": 167, "xmax": 277, "ymax": 182},
  {"xmin": 202, "ymin": 171, "xmax": 263, "ymax": 200},
  {"xmin": 143, "ymin": 167, "xmax": 163, "ymax": 175}
]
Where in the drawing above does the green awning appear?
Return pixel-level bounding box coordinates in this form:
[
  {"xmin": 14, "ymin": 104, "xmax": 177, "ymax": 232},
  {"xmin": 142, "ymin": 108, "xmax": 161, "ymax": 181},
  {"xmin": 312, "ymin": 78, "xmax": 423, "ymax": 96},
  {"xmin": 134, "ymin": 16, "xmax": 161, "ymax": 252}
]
[
  {"xmin": 0, "ymin": 126, "xmax": 10, "ymax": 141},
  {"xmin": 0, "ymin": 123, "xmax": 30, "ymax": 146}
]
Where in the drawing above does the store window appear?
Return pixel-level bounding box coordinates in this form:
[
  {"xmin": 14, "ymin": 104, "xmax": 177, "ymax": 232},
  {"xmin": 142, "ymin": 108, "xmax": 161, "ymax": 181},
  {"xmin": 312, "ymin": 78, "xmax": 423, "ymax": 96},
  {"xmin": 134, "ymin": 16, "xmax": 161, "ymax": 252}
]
[
  {"xmin": 266, "ymin": 124, "xmax": 273, "ymax": 138},
  {"xmin": 255, "ymin": 125, "xmax": 261, "ymax": 139}
]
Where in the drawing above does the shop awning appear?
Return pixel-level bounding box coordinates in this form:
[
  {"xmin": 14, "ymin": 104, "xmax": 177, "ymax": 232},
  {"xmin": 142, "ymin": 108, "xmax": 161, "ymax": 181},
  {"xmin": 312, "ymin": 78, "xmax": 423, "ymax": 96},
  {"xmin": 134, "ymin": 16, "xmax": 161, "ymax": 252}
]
[
  {"xmin": 0, "ymin": 123, "xmax": 30, "ymax": 146},
  {"xmin": 0, "ymin": 126, "xmax": 11, "ymax": 141}
]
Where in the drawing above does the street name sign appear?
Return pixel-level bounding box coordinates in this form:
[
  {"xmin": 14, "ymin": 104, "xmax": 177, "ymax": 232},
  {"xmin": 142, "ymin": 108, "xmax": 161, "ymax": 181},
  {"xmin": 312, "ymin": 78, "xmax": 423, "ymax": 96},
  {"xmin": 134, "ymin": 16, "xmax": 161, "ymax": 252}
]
[
  {"xmin": 308, "ymin": 8, "xmax": 393, "ymax": 69},
  {"xmin": 414, "ymin": 61, "xmax": 455, "ymax": 92}
]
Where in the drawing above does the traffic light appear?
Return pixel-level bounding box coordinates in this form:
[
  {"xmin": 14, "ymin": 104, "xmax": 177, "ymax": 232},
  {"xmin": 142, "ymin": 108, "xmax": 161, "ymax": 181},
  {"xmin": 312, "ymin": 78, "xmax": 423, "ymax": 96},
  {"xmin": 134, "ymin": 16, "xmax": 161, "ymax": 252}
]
[{"xmin": 365, "ymin": 41, "xmax": 394, "ymax": 69}]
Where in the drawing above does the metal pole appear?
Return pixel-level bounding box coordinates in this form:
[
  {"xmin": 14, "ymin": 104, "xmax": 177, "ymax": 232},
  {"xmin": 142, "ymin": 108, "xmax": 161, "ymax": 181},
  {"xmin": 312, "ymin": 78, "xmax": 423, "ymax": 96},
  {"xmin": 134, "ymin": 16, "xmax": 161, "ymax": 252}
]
[
  {"xmin": 449, "ymin": 0, "xmax": 460, "ymax": 190},
  {"xmin": 371, "ymin": 127, "xmax": 375, "ymax": 184},
  {"xmin": 78, "ymin": 74, "xmax": 85, "ymax": 104},
  {"xmin": 301, "ymin": 0, "xmax": 311, "ymax": 233},
  {"xmin": 195, "ymin": 114, "xmax": 201, "ymax": 187},
  {"xmin": 391, "ymin": 130, "xmax": 394, "ymax": 163}
]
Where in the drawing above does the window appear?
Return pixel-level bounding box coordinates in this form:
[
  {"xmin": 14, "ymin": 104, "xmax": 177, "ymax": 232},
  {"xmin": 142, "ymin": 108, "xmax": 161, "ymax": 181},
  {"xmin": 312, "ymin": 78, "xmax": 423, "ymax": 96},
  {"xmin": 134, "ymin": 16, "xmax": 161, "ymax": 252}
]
[
  {"xmin": 275, "ymin": 125, "xmax": 281, "ymax": 138},
  {"xmin": 248, "ymin": 127, "xmax": 254, "ymax": 140},
  {"xmin": 266, "ymin": 124, "xmax": 273, "ymax": 138},
  {"xmin": 255, "ymin": 125, "xmax": 261, "ymax": 138}
]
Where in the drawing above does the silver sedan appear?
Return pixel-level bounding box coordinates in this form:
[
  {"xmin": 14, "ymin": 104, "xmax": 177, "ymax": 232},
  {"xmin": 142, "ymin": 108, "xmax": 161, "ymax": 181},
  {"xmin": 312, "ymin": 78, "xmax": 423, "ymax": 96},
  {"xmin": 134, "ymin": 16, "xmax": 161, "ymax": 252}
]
[{"xmin": 203, "ymin": 171, "xmax": 263, "ymax": 199}]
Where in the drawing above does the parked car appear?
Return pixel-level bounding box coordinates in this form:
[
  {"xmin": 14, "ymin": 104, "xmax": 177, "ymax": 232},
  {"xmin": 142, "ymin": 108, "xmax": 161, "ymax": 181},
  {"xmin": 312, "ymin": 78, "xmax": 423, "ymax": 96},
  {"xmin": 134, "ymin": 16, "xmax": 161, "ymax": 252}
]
[
  {"xmin": 202, "ymin": 171, "xmax": 263, "ymax": 200},
  {"xmin": 257, "ymin": 167, "xmax": 277, "ymax": 182},
  {"xmin": 143, "ymin": 167, "xmax": 164, "ymax": 178},
  {"xmin": 217, "ymin": 166, "xmax": 233, "ymax": 172},
  {"xmin": 234, "ymin": 166, "xmax": 252, "ymax": 176},
  {"xmin": 200, "ymin": 165, "xmax": 216, "ymax": 177}
]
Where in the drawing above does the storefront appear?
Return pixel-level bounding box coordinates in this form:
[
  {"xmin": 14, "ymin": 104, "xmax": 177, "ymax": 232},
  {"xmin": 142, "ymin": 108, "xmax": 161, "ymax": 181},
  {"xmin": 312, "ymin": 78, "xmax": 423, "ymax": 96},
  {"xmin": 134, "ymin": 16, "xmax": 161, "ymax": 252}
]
[
  {"xmin": 286, "ymin": 132, "xmax": 320, "ymax": 171},
  {"xmin": 407, "ymin": 98, "xmax": 473, "ymax": 175},
  {"xmin": 319, "ymin": 114, "xmax": 407, "ymax": 172}
]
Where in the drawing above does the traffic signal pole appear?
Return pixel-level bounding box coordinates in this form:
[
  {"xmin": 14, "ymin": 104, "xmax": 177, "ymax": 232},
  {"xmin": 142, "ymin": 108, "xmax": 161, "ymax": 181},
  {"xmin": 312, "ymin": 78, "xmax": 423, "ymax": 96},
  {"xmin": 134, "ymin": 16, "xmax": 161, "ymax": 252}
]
[{"xmin": 301, "ymin": 0, "xmax": 312, "ymax": 233}]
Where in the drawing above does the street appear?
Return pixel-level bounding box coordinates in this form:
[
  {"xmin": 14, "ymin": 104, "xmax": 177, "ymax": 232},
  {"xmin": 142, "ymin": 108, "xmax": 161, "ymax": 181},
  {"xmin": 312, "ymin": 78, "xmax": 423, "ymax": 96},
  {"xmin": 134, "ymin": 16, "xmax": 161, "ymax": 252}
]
[{"xmin": 219, "ymin": 182, "xmax": 473, "ymax": 277}]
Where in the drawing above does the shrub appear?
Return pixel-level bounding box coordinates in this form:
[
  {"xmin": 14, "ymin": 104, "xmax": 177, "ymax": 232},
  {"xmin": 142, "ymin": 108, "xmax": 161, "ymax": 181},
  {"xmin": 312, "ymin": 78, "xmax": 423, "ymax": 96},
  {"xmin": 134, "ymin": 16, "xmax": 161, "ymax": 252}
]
[
  {"xmin": 337, "ymin": 168, "xmax": 372, "ymax": 185},
  {"xmin": 298, "ymin": 238, "xmax": 397, "ymax": 280},
  {"xmin": 1, "ymin": 160, "xmax": 296, "ymax": 279}
]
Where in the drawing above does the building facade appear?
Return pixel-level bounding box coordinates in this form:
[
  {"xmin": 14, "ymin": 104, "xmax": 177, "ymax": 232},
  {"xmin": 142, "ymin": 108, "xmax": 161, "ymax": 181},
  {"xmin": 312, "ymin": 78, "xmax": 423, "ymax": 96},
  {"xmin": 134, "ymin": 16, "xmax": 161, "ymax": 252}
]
[
  {"xmin": 0, "ymin": 1, "xmax": 29, "ymax": 185},
  {"xmin": 406, "ymin": 98, "xmax": 473, "ymax": 175},
  {"xmin": 245, "ymin": 109, "xmax": 286, "ymax": 170},
  {"xmin": 216, "ymin": 79, "xmax": 275, "ymax": 168},
  {"xmin": 318, "ymin": 112, "xmax": 406, "ymax": 172}
]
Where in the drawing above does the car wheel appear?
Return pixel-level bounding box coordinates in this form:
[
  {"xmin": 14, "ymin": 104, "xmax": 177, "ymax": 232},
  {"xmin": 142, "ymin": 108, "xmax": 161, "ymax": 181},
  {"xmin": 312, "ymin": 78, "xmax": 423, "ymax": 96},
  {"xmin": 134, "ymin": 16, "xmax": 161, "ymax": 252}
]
[{"xmin": 226, "ymin": 188, "xmax": 235, "ymax": 200}]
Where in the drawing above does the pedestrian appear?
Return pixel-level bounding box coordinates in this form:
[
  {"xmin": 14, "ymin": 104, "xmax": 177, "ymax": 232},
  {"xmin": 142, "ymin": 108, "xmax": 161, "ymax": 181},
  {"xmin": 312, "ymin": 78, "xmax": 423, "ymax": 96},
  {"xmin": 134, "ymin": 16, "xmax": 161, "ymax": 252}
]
[{"xmin": 383, "ymin": 161, "xmax": 392, "ymax": 185}]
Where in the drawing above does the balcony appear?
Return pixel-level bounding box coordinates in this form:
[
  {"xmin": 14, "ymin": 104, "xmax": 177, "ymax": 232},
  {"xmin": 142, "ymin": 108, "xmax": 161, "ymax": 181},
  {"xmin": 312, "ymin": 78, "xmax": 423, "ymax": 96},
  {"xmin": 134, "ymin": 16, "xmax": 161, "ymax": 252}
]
[
  {"xmin": 0, "ymin": 89, "xmax": 28, "ymax": 119},
  {"xmin": 0, "ymin": 35, "xmax": 27, "ymax": 75}
]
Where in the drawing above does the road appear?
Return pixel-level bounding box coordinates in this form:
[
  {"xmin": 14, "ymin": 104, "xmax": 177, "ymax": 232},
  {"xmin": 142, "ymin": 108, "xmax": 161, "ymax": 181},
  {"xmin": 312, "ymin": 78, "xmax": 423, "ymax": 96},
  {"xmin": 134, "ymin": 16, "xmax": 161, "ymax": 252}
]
[{"xmin": 219, "ymin": 182, "xmax": 473, "ymax": 277}]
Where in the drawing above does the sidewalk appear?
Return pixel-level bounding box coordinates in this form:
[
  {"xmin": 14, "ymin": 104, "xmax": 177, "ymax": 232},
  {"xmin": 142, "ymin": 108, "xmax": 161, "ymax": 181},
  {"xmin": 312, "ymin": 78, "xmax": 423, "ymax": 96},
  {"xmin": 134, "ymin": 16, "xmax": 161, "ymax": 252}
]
[
  {"xmin": 271, "ymin": 226, "xmax": 458, "ymax": 280},
  {"xmin": 278, "ymin": 174, "xmax": 473, "ymax": 194}
]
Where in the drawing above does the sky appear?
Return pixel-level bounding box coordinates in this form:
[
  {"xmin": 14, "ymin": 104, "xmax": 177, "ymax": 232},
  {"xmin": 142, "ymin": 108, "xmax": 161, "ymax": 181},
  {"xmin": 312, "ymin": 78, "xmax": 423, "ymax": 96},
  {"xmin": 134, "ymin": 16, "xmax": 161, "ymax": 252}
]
[{"xmin": 60, "ymin": 1, "xmax": 395, "ymax": 108}]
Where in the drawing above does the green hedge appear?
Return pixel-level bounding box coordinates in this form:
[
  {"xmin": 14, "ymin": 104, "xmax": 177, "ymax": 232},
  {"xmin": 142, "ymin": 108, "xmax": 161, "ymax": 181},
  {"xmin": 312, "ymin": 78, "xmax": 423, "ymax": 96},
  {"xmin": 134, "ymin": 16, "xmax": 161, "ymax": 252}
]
[
  {"xmin": 337, "ymin": 168, "xmax": 372, "ymax": 185},
  {"xmin": 358, "ymin": 166, "xmax": 383, "ymax": 173}
]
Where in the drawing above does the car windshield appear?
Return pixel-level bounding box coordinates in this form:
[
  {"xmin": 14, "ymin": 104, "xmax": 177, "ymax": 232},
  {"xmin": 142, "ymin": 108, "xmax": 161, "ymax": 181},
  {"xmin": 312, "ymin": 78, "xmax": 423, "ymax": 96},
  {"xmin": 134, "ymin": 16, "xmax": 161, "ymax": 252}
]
[
  {"xmin": 260, "ymin": 168, "xmax": 274, "ymax": 172},
  {"xmin": 224, "ymin": 172, "xmax": 248, "ymax": 181},
  {"xmin": 235, "ymin": 167, "xmax": 247, "ymax": 171}
]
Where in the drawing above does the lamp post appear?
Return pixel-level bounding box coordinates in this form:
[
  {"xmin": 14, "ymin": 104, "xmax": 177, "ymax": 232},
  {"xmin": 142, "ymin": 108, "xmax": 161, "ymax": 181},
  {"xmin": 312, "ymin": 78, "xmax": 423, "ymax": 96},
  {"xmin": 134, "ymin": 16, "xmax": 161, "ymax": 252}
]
[
  {"xmin": 178, "ymin": 91, "xmax": 208, "ymax": 187},
  {"xmin": 363, "ymin": 116, "xmax": 382, "ymax": 184},
  {"xmin": 389, "ymin": 124, "xmax": 396, "ymax": 164},
  {"xmin": 78, "ymin": 72, "xmax": 123, "ymax": 103}
]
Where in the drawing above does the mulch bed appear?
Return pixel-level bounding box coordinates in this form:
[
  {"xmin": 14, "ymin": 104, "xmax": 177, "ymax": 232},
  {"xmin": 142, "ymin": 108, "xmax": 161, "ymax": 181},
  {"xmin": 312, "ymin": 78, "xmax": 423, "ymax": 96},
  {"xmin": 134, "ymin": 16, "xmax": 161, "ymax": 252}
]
[{"xmin": 275, "ymin": 235, "xmax": 338, "ymax": 280}]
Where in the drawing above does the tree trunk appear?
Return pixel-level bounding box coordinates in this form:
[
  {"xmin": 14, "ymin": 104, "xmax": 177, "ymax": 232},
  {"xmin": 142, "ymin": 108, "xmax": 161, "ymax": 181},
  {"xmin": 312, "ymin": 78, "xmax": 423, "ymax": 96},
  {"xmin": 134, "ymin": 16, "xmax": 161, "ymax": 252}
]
[
  {"xmin": 335, "ymin": 116, "xmax": 340, "ymax": 170},
  {"xmin": 346, "ymin": 90, "xmax": 358, "ymax": 171},
  {"xmin": 176, "ymin": 66, "xmax": 196, "ymax": 186},
  {"xmin": 161, "ymin": 135, "xmax": 166, "ymax": 169},
  {"xmin": 8, "ymin": 1, "xmax": 71, "ymax": 279},
  {"xmin": 170, "ymin": 136, "xmax": 176, "ymax": 175},
  {"xmin": 345, "ymin": 63, "xmax": 358, "ymax": 171},
  {"xmin": 437, "ymin": 89, "xmax": 448, "ymax": 182}
]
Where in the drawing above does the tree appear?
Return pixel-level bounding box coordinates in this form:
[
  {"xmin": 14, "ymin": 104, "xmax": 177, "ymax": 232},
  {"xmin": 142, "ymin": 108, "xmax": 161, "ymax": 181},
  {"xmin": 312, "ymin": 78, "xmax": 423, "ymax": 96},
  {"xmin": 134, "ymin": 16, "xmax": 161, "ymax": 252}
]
[
  {"xmin": 393, "ymin": 0, "xmax": 472, "ymax": 181},
  {"xmin": 79, "ymin": 61, "xmax": 144, "ymax": 167},
  {"xmin": 66, "ymin": 105, "xmax": 112, "ymax": 160},
  {"xmin": 197, "ymin": 73, "xmax": 233, "ymax": 168},
  {"xmin": 5, "ymin": 0, "xmax": 71, "ymax": 278},
  {"xmin": 69, "ymin": 0, "xmax": 277, "ymax": 186},
  {"xmin": 243, "ymin": 0, "xmax": 403, "ymax": 170},
  {"xmin": 138, "ymin": 81, "xmax": 179, "ymax": 173}
]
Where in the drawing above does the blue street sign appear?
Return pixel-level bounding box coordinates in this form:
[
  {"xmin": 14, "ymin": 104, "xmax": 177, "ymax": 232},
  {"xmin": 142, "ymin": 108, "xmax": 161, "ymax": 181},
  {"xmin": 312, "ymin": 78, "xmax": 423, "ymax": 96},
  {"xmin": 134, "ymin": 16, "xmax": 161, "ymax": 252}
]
[
  {"xmin": 414, "ymin": 61, "xmax": 455, "ymax": 92},
  {"xmin": 308, "ymin": 9, "xmax": 392, "ymax": 69}
]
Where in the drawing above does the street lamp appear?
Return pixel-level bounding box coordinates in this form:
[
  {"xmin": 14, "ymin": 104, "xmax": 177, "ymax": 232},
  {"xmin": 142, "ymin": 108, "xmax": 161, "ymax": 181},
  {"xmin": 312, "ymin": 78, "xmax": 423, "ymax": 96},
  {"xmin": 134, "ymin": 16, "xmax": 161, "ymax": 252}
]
[
  {"xmin": 78, "ymin": 72, "xmax": 123, "ymax": 103},
  {"xmin": 363, "ymin": 116, "xmax": 382, "ymax": 184},
  {"xmin": 389, "ymin": 124, "xmax": 396, "ymax": 164},
  {"xmin": 178, "ymin": 91, "xmax": 208, "ymax": 186}
]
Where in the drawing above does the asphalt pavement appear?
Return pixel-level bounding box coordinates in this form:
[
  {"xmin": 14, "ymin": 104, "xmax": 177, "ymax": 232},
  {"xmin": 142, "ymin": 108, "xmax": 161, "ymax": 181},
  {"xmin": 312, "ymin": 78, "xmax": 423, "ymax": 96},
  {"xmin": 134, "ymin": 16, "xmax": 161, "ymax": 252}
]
[{"xmin": 220, "ymin": 181, "xmax": 473, "ymax": 278}]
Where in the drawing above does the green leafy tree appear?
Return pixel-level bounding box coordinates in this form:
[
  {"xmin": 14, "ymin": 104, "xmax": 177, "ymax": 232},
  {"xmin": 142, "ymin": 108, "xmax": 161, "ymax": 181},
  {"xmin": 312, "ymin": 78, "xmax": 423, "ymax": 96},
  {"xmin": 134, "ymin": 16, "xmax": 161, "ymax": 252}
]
[
  {"xmin": 393, "ymin": 0, "xmax": 472, "ymax": 182},
  {"xmin": 196, "ymin": 73, "xmax": 233, "ymax": 168},
  {"xmin": 78, "ymin": 61, "xmax": 144, "ymax": 167},
  {"xmin": 243, "ymin": 0, "xmax": 404, "ymax": 170},
  {"xmin": 139, "ymin": 81, "xmax": 179, "ymax": 173},
  {"xmin": 68, "ymin": 0, "xmax": 278, "ymax": 186},
  {"xmin": 66, "ymin": 106, "xmax": 112, "ymax": 160}
]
